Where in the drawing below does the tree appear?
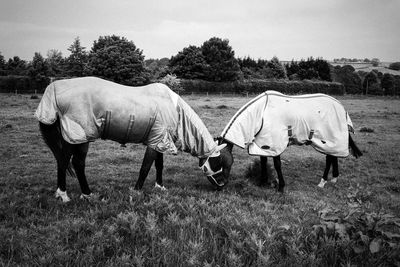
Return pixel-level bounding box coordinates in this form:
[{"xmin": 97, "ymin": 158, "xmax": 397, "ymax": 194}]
[
  {"xmin": 201, "ymin": 37, "xmax": 241, "ymax": 82},
  {"xmin": 363, "ymin": 71, "xmax": 380, "ymax": 95},
  {"xmin": 286, "ymin": 57, "xmax": 331, "ymax": 81},
  {"xmin": 388, "ymin": 62, "xmax": 400, "ymax": 71},
  {"xmin": 169, "ymin": 45, "xmax": 207, "ymax": 79},
  {"xmin": 86, "ymin": 35, "xmax": 148, "ymax": 85},
  {"xmin": 145, "ymin": 58, "xmax": 170, "ymax": 81},
  {"xmin": 331, "ymin": 65, "xmax": 362, "ymax": 94},
  {"xmin": 0, "ymin": 52, "xmax": 6, "ymax": 76},
  {"xmin": 66, "ymin": 37, "xmax": 88, "ymax": 77},
  {"xmin": 6, "ymin": 56, "xmax": 28, "ymax": 75},
  {"xmin": 285, "ymin": 60, "xmax": 301, "ymax": 80},
  {"xmin": 46, "ymin": 49, "xmax": 65, "ymax": 77},
  {"xmin": 381, "ymin": 73, "xmax": 395, "ymax": 95},
  {"xmin": 371, "ymin": 58, "xmax": 380, "ymax": 67},
  {"xmin": 266, "ymin": 56, "xmax": 287, "ymax": 79},
  {"xmin": 314, "ymin": 58, "xmax": 331, "ymax": 81},
  {"xmin": 28, "ymin": 52, "xmax": 50, "ymax": 90}
]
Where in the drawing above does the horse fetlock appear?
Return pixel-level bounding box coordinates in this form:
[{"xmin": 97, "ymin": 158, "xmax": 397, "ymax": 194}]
[
  {"xmin": 277, "ymin": 185, "xmax": 285, "ymax": 193},
  {"xmin": 55, "ymin": 188, "xmax": 71, "ymax": 202},
  {"xmin": 155, "ymin": 183, "xmax": 167, "ymax": 191},
  {"xmin": 318, "ymin": 178, "xmax": 328, "ymax": 188},
  {"xmin": 331, "ymin": 177, "xmax": 338, "ymax": 184}
]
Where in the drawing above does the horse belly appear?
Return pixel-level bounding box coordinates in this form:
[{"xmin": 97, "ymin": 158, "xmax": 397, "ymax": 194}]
[{"xmin": 100, "ymin": 107, "xmax": 157, "ymax": 145}]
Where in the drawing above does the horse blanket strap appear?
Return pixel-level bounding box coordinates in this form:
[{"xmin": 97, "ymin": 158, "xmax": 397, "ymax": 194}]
[
  {"xmin": 35, "ymin": 77, "xmax": 217, "ymax": 156},
  {"xmin": 220, "ymin": 90, "xmax": 354, "ymax": 158},
  {"xmin": 308, "ymin": 129, "xmax": 314, "ymax": 140},
  {"xmin": 124, "ymin": 115, "xmax": 135, "ymax": 144},
  {"xmin": 288, "ymin": 125, "xmax": 293, "ymax": 137},
  {"xmin": 140, "ymin": 113, "xmax": 156, "ymax": 143},
  {"xmin": 100, "ymin": 111, "xmax": 112, "ymax": 140}
]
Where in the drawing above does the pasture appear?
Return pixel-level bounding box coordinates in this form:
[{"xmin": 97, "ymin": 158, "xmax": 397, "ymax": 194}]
[{"xmin": 0, "ymin": 93, "xmax": 399, "ymax": 266}]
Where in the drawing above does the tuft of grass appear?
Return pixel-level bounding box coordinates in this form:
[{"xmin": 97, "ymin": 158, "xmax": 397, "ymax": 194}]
[
  {"xmin": 217, "ymin": 104, "xmax": 229, "ymax": 109},
  {"xmin": 360, "ymin": 127, "xmax": 374, "ymax": 133}
]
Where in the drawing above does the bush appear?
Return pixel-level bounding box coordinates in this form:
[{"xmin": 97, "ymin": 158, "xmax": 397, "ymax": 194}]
[
  {"xmin": 388, "ymin": 62, "xmax": 400, "ymax": 71},
  {"xmin": 159, "ymin": 74, "xmax": 184, "ymax": 94},
  {"xmin": 180, "ymin": 79, "xmax": 345, "ymax": 95}
]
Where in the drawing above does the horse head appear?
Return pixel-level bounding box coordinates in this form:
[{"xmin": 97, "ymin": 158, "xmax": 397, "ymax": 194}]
[{"xmin": 199, "ymin": 139, "xmax": 234, "ymax": 190}]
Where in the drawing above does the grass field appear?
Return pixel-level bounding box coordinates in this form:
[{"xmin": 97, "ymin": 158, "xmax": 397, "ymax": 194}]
[{"xmin": 0, "ymin": 93, "xmax": 399, "ymax": 266}]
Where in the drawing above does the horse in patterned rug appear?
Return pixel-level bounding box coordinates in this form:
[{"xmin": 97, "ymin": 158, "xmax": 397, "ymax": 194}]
[
  {"xmin": 216, "ymin": 91, "xmax": 362, "ymax": 192},
  {"xmin": 36, "ymin": 77, "xmax": 227, "ymax": 202}
]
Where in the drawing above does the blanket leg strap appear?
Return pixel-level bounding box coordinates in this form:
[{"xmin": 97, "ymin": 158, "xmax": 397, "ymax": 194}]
[
  {"xmin": 121, "ymin": 115, "xmax": 135, "ymax": 147},
  {"xmin": 140, "ymin": 112, "xmax": 157, "ymax": 143},
  {"xmin": 101, "ymin": 111, "xmax": 112, "ymax": 140}
]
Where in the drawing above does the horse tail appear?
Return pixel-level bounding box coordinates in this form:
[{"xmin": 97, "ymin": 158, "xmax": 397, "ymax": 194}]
[
  {"xmin": 39, "ymin": 120, "xmax": 75, "ymax": 177},
  {"xmin": 349, "ymin": 133, "xmax": 363, "ymax": 158}
]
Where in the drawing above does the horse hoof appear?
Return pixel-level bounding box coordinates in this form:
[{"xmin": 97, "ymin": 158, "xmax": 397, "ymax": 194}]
[
  {"xmin": 318, "ymin": 178, "xmax": 327, "ymax": 188},
  {"xmin": 331, "ymin": 177, "xmax": 338, "ymax": 184},
  {"xmin": 55, "ymin": 188, "xmax": 71, "ymax": 203},
  {"xmin": 155, "ymin": 183, "xmax": 167, "ymax": 191},
  {"xmin": 277, "ymin": 187, "xmax": 284, "ymax": 193}
]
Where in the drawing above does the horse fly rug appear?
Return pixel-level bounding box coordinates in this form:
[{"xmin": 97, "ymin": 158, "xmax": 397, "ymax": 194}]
[
  {"xmin": 35, "ymin": 77, "xmax": 216, "ymax": 158},
  {"xmin": 220, "ymin": 91, "xmax": 354, "ymax": 157}
]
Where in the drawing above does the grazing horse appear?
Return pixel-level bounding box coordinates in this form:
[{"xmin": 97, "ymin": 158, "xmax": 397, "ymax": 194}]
[
  {"xmin": 217, "ymin": 91, "xmax": 362, "ymax": 192},
  {"xmin": 36, "ymin": 77, "xmax": 226, "ymax": 202}
]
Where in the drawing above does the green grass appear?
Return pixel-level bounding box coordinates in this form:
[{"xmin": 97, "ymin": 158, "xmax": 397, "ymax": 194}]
[{"xmin": 0, "ymin": 93, "xmax": 399, "ymax": 266}]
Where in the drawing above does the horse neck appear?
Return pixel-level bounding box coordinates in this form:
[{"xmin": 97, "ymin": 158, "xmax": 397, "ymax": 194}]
[{"xmin": 177, "ymin": 99, "xmax": 216, "ymax": 158}]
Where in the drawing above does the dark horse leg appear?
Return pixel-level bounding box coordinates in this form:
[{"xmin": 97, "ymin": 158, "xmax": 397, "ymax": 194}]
[
  {"xmin": 57, "ymin": 141, "xmax": 73, "ymax": 193},
  {"xmin": 134, "ymin": 146, "xmax": 160, "ymax": 190},
  {"xmin": 319, "ymin": 155, "xmax": 339, "ymax": 187},
  {"xmin": 273, "ymin": 156, "xmax": 285, "ymax": 193},
  {"xmin": 155, "ymin": 152, "xmax": 164, "ymax": 187},
  {"xmin": 71, "ymin": 143, "xmax": 91, "ymax": 196}
]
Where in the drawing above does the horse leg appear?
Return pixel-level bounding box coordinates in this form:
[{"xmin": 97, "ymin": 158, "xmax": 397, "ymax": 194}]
[
  {"xmin": 72, "ymin": 143, "xmax": 91, "ymax": 196},
  {"xmin": 319, "ymin": 155, "xmax": 333, "ymax": 188},
  {"xmin": 331, "ymin": 156, "xmax": 339, "ymax": 183},
  {"xmin": 154, "ymin": 152, "xmax": 166, "ymax": 190},
  {"xmin": 260, "ymin": 156, "xmax": 269, "ymax": 186},
  {"xmin": 134, "ymin": 146, "xmax": 157, "ymax": 190},
  {"xmin": 55, "ymin": 142, "xmax": 73, "ymax": 202},
  {"xmin": 273, "ymin": 156, "xmax": 285, "ymax": 193}
]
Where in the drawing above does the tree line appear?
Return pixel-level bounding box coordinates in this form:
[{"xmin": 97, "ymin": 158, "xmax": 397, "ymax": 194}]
[{"xmin": 1, "ymin": 35, "xmax": 399, "ymax": 95}]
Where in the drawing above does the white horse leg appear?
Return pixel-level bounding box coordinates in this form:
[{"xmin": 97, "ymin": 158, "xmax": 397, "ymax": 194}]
[
  {"xmin": 318, "ymin": 178, "xmax": 328, "ymax": 188},
  {"xmin": 55, "ymin": 188, "xmax": 71, "ymax": 202},
  {"xmin": 155, "ymin": 183, "xmax": 167, "ymax": 191}
]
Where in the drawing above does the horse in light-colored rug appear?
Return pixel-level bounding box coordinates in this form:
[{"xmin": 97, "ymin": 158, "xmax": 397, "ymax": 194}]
[
  {"xmin": 218, "ymin": 90, "xmax": 362, "ymax": 192},
  {"xmin": 36, "ymin": 77, "xmax": 227, "ymax": 202}
]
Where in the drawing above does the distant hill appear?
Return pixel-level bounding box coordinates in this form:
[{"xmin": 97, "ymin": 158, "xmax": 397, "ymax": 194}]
[{"xmin": 330, "ymin": 62, "xmax": 400, "ymax": 75}]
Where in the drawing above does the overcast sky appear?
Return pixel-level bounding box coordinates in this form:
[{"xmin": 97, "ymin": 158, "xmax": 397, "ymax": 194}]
[{"xmin": 0, "ymin": 0, "xmax": 399, "ymax": 62}]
